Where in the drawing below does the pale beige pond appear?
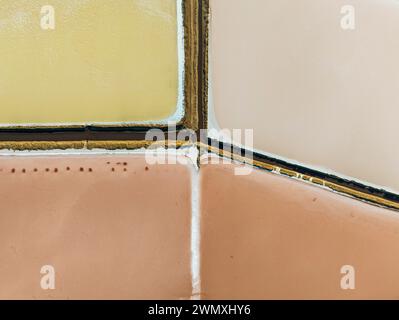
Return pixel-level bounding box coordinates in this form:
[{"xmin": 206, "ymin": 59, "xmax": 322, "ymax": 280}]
[{"xmin": 210, "ymin": 0, "xmax": 399, "ymax": 192}]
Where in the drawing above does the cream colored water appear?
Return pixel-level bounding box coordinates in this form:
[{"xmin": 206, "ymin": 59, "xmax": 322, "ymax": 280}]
[
  {"xmin": 210, "ymin": 0, "xmax": 399, "ymax": 191},
  {"xmin": 0, "ymin": 0, "xmax": 178, "ymax": 124}
]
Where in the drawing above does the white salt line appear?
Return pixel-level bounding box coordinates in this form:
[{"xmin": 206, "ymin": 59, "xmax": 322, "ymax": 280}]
[{"xmin": 190, "ymin": 167, "xmax": 201, "ymax": 299}]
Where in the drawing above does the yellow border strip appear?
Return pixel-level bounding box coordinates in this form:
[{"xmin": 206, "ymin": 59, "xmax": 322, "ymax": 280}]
[
  {"xmin": 198, "ymin": 0, "xmax": 209, "ymax": 130},
  {"xmin": 182, "ymin": 0, "xmax": 199, "ymax": 130},
  {"xmin": 0, "ymin": 141, "xmax": 86, "ymax": 151},
  {"xmin": 87, "ymin": 140, "xmax": 189, "ymax": 150},
  {"xmin": 0, "ymin": 140, "xmax": 190, "ymax": 151}
]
